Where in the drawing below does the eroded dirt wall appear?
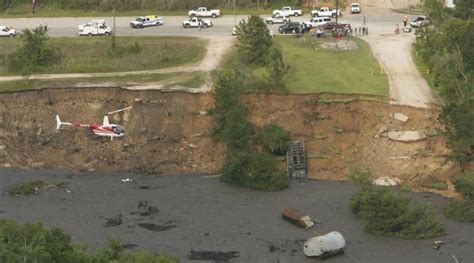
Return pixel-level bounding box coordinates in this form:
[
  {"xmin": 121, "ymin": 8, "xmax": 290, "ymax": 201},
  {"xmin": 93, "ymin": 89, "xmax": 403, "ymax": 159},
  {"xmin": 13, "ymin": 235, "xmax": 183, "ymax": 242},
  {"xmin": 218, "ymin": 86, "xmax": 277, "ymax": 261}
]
[
  {"xmin": 0, "ymin": 89, "xmax": 456, "ymax": 191},
  {"xmin": 0, "ymin": 88, "xmax": 224, "ymax": 175}
]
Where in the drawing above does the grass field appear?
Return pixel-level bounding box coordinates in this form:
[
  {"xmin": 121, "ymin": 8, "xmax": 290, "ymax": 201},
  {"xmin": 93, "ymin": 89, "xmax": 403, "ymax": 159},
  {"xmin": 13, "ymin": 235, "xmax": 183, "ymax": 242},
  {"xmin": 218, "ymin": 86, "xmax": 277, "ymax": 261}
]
[
  {"xmin": 276, "ymin": 36, "xmax": 388, "ymax": 96},
  {"xmin": 0, "ymin": 36, "xmax": 206, "ymax": 75},
  {"xmin": 222, "ymin": 36, "xmax": 388, "ymax": 96}
]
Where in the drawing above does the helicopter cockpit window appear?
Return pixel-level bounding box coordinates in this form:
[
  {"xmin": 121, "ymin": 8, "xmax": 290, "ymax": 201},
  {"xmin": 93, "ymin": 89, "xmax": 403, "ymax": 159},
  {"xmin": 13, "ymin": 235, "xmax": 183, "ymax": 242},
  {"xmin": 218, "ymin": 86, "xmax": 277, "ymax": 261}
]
[{"xmin": 114, "ymin": 126, "xmax": 125, "ymax": 134}]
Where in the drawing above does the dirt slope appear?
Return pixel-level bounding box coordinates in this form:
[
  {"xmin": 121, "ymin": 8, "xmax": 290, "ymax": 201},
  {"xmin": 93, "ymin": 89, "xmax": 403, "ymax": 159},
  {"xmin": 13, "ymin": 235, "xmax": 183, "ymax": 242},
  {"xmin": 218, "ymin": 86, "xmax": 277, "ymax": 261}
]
[{"xmin": 0, "ymin": 89, "xmax": 456, "ymax": 194}]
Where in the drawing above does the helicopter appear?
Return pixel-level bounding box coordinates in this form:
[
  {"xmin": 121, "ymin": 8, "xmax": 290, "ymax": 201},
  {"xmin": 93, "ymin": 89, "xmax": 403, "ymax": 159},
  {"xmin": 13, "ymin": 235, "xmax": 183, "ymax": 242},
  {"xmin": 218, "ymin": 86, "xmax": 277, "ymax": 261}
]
[{"xmin": 55, "ymin": 106, "xmax": 132, "ymax": 140}]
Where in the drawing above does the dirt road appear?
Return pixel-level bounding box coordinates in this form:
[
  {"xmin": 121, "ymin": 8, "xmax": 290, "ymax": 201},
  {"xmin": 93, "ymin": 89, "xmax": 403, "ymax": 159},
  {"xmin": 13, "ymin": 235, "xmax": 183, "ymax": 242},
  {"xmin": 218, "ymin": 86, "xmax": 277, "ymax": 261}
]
[{"xmin": 353, "ymin": 0, "xmax": 435, "ymax": 108}]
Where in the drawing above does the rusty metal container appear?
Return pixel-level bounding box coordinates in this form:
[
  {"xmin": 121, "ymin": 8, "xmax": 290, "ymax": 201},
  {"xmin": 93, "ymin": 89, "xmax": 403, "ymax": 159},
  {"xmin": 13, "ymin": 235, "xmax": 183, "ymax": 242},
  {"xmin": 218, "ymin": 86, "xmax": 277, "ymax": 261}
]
[{"xmin": 281, "ymin": 207, "xmax": 314, "ymax": 228}]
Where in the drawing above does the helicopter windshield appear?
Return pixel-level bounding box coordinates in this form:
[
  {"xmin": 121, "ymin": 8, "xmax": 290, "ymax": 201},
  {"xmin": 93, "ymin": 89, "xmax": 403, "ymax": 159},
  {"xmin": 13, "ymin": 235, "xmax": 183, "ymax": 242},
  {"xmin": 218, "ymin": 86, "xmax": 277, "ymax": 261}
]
[{"xmin": 113, "ymin": 126, "xmax": 125, "ymax": 135}]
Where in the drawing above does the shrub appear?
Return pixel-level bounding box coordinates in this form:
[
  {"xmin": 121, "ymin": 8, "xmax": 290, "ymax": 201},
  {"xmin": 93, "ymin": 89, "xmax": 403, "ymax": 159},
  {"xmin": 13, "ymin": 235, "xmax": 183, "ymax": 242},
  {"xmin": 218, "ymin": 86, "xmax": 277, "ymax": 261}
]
[
  {"xmin": 453, "ymin": 171, "xmax": 474, "ymax": 199},
  {"xmin": 9, "ymin": 180, "xmax": 45, "ymax": 196},
  {"xmin": 221, "ymin": 150, "xmax": 289, "ymax": 191},
  {"xmin": 349, "ymin": 187, "xmax": 445, "ymax": 239},
  {"xmin": 247, "ymin": 152, "xmax": 289, "ymax": 191},
  {"xmin": 347, "ymin": 167, "xmax": 373, "ymax": 186},
  {"xmin": 0, "ymin": 218, "xmax": 178, "ymax": 262},
  {"xmin": 6, "ymin": 26, "xmax": 62, "ymax": 74},
  {"xmin": 256, "ymin": 124, "xmax": 291, "ymax": 155},
  {"xmin": 444, "ymin": 199, "xmax": 474, "ymax": 222},
  {"xmin": 427, "ymin": 181, "xmax": 448, "ymax": 190}
]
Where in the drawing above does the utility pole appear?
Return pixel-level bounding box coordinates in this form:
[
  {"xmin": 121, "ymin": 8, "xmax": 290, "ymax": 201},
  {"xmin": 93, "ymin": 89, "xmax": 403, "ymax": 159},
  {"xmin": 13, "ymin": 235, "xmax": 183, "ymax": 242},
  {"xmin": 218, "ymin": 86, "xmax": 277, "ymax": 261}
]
[
  {"xmin": 335, "ymin": 0, "xmax": 339, "ymax": 25},
  {"xmin": 112, "ymin": 0, "xmax": 116, "ymax": 51},
  {"xmin": 32, "ymin": 0, "xmax": 37, "ymax": 14}
]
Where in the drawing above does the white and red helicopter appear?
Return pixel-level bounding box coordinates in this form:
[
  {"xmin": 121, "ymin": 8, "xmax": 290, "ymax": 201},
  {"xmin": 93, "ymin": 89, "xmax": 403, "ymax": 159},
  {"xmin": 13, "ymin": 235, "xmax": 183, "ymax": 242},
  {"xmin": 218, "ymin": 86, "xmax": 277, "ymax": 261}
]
[{"xmin": 55, "ymin": 106, "xmax": 132, "ymax": 140}]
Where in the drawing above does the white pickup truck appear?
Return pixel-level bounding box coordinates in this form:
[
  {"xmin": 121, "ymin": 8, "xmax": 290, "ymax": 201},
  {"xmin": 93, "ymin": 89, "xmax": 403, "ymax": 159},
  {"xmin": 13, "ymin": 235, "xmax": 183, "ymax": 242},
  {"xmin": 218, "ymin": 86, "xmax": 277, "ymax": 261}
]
[
  {"xmin": 273, "ymin": 6, "xmax": 303, "ymax": 17},
  {"xmin": 130, "ymin": 15, "xmax": 164, "ymax": 28},
  {"xmin": 182, "ymin": 17, "xmax": 213, "ymax": 28},
  {"xmin": 311, "ymin": 7, "xmax": 342, "ymax": 17},
  {"xmin": 78, "ymin": 20, "xmax": 112, "ymax": 36},
  {"xmin": 188, "ymin": 7, "xmax": 221, "ymax": 18},
  {"xmin": 0, "ymin": 26, "xmax": 16, "ymax": 37}
]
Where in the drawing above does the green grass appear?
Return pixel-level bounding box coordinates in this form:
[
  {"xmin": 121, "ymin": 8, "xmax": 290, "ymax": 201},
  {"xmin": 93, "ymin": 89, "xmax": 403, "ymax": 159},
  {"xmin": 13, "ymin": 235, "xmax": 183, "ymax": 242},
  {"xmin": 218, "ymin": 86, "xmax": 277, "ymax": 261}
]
[
  {"xmin": 275, "ymin": 37, "xmax": 388, "ymax": 96},
  {"xmin": 172, "ymin": 71, "xmax": 207, "ymax": 89},
  {"xmin": 0, "ymin": 36, "xmax": 207, "ymax": 75},
  {"xmin": 9, "ymin": 180, "xmax": 69, "ymax": 196},
  {"xmin": 427, "ymin": 181, "xmax": 448, "ymax": 190},
  {"xmin": 9, "ymin": 180, "xmax": 45, "ymax": 196},
  {"xmin": 412, "ymin": 47, "xmax": 436, "ymax": 89}
]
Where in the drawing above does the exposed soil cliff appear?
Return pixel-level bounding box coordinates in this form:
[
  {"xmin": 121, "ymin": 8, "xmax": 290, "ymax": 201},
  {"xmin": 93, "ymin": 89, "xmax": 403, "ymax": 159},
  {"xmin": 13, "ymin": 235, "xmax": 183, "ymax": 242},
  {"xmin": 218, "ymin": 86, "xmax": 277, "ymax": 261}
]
[{"xmin": 0, "ymin": 89, "xmax": 457, "ymax": 194}]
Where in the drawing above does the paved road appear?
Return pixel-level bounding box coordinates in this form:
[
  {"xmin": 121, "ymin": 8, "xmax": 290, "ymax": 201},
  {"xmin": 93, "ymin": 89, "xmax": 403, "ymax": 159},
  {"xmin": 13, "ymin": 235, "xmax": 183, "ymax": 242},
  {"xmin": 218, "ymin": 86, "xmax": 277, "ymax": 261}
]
[
  {"xmin": 0, "ymin": 13, "xmax": 412, "ymax": 37},
  {"xmin": 0, "ymin": 169, "xmax": 473, "ymax": 262}
]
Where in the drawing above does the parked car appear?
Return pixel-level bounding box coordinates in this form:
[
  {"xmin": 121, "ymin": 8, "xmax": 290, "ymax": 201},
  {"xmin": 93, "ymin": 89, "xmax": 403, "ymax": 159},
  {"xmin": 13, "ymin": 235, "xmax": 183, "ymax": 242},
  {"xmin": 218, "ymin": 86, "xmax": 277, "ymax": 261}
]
[
  {"xmin": 322, "ymin": 22, "xmax": 352, "ymax": 31},
  {"xmin": 188, "ymin": 7, "xmax": 221, "ymax": 18},
  {"xmin": 266, "ymin": 14, "xmax": 291, "ymax": 24},
  {"xmin": 273, "ymin": 6, "xmax": 303, "ymax": 17},
  {"xmin": 351, "ymin": 3, "xmax": 361, "ymax": 13},
  {"xmin": 78, "ymin": 20, "xmax": 112, "ymax": 36},
  {"xmin": 410, "ymin": 16, "xmax": 429, "ymax": 28},
  {"xmin": 232, "ymin": 26, "xmax": 239, "ymax": 36},
  {"xmin": 130, "ymin": 15, "xmax": 163, "ymax": 28},
  {"xmin": 182, "ymin": 17, "xmax": 213, "ymax": 28},
  {"xmin": 303, "ymin": 16, "xmax": 331, "ymax": 28},
  {"xmin": 0, "ymin": 26, "xmax": 16, "ymax": 37},
  {"xmin": 311, "ymin": 7, "xmax": 342, "ymax": 17},
  {"xmin": 278, "ymin": 22, "xmax": 309, "ymax": 34}
]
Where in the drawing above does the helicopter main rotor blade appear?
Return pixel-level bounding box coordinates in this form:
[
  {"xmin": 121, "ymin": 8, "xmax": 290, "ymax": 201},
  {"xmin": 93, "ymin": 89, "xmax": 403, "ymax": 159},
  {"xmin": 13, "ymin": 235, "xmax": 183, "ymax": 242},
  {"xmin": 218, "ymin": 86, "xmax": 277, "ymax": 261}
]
[{"xmin": 107, "ymin": 106, "xmax": 132, "ymax": 116}]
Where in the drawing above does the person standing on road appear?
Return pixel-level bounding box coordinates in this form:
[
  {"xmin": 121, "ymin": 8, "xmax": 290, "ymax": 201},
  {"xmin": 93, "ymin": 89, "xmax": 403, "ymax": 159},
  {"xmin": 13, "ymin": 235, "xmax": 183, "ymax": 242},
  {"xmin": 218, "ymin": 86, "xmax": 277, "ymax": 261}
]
[
  {"xmin": 198, "ymin": 19, "xmax": 203, "ymax": 31},
  {"xmin": 403, "ymin": 16, "xmax": 408, "ymax": 27}
]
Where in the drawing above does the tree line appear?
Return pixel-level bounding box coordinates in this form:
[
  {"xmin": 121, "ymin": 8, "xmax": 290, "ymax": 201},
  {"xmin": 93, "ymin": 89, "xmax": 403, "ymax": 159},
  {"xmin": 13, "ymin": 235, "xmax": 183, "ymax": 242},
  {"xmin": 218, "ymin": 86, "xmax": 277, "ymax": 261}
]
[
  {"xmin": 1, "ymin": 0, "xmax": 307, "ymax": 12},
  {"xmin": 415, "ymin": 0, "xmax": 473, "ymax": 169}
]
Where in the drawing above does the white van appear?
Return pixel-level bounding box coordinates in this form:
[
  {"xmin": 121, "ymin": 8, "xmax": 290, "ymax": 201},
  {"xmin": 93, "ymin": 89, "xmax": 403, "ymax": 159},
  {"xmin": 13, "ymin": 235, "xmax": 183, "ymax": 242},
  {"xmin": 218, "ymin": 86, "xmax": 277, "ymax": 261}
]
[{"xmin": 303, "ymin": 17, "xmax": 331, "ymax": 28}]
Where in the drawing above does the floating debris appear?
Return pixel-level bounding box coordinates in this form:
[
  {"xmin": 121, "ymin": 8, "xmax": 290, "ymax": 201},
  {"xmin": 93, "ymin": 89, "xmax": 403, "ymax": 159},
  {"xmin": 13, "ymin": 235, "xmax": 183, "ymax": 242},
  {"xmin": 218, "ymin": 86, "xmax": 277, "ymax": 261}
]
[
  {"xmin": 187, "ymin": 250, "xmax": 240, "ymax": 262},
  {"xmin": 138, "ymin": 221, "xmax": 176, "ymax": 232}
]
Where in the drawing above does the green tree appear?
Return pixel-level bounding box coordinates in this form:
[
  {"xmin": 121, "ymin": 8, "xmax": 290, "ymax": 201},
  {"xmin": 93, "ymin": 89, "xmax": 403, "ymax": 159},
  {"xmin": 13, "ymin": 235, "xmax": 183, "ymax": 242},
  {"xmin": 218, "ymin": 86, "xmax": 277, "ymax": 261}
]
[
  {"xmin": 452, "ymin": 0, "xmax": 474, "ymax": 20},
  {"xmin": 440, "ymin": 101, "xmax": 474, "ymax": 169},
  {"xmin": 349, "ymin": 187, "xmax": 446, "ymax": 239},
  {"xmin": 265, "ymin": 46, "xmax": 289, "ymax": 92},
  {"xmin": 0, "ymin": 218, "xmax": 178, "ymax": 263},
  {"xmin": 6, "ymin": 26, "xmax": 62, "ymax": 75},
  {"xmin": 210, "ymin": 69, "xmax": 251, "ymax": 150},
  {"xmin": 237, "ymin": 14, "xmax": 273, "ymax": 65}
]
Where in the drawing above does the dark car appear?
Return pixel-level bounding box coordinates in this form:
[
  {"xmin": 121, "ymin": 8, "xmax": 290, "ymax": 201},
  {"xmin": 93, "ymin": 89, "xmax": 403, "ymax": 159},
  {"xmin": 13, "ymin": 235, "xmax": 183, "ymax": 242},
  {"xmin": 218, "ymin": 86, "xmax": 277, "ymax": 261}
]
[{"xmin": 278, "ymin": 22, "xmax": 309, "ymax": 34}]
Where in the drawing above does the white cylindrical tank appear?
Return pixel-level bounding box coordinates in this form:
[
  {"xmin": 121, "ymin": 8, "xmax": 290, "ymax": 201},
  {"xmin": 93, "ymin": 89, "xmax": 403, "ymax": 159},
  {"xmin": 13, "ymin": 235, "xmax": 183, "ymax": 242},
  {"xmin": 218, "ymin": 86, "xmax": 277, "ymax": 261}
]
[{"xmin": 303, "ymin": 231, "xmax": 346, "ymax": 258}]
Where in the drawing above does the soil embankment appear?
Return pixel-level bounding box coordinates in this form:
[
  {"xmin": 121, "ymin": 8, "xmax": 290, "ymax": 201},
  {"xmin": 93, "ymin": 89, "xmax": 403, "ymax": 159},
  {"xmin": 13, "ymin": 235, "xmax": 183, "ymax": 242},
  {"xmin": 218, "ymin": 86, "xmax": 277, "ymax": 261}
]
[{"xmin": 0, "ymin": 89, "xmax": 456, "ymax": 192}]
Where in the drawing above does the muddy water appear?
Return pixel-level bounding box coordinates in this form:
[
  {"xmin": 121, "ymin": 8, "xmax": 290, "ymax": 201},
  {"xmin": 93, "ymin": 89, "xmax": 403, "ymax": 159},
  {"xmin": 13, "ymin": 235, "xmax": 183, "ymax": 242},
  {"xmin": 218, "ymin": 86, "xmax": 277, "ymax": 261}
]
[{"xmin": 0, "ymin": 168, "xmax": 472, "ymax": 262}]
